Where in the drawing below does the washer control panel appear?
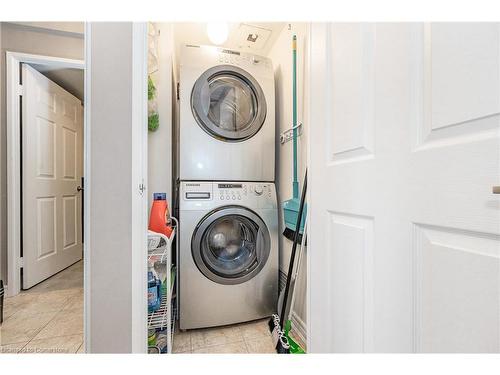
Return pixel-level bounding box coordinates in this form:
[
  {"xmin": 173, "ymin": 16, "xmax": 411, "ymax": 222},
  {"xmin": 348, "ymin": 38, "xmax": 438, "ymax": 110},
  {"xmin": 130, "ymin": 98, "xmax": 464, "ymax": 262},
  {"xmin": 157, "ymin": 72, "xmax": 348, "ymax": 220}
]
[
  {"xmin": 180, "ymin": 181, "xmax": 276, "ymax": 209},
  {"xmin": 216, "ymin": 183, "xmax": 273, "ymax": 201}
]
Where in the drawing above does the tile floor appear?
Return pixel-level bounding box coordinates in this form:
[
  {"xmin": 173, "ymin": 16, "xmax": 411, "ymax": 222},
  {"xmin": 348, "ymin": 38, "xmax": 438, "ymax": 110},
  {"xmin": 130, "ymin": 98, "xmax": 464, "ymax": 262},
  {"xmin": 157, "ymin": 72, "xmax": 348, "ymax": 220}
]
[
  {"xmin": 0, "ymin": 261, "xmax": 84, "ymax": 354},
  {"xmin": 172, "ymin": 318, "xmax": 277, "ymax": 354},
  {"xmin": 1, "ymin": 261, "xmax": 303, "ymax": 355}
]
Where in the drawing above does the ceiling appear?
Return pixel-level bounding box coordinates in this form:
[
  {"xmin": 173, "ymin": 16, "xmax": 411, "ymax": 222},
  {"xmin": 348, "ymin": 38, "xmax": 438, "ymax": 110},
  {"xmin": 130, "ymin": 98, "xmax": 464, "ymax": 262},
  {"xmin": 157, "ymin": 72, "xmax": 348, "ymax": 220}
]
[
  {"xmin": 30, "ymin": 64, "xmax": 84, "ymax": 101},
  {"xmin": 172, "ymin": 22, "xmax": 287, "ymax": 58}
]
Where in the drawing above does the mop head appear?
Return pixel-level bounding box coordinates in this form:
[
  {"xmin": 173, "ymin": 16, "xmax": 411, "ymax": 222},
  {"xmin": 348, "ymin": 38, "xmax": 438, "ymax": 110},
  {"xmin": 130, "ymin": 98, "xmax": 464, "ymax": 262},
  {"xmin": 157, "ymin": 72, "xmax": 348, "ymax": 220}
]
[
  {"xmin": 269, "ymin": 314, "xmax": 291, "ymax": 354},
  {"xmin": 268, "ymin": 314, "xmax": 279, "ymax": 333}
]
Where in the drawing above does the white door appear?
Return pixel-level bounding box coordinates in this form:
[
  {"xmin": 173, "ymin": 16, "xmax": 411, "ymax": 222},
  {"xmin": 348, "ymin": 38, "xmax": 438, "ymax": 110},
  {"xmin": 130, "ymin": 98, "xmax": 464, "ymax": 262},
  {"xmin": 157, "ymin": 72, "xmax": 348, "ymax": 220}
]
[
  {"xmin": 309, "ymin": 23, "xmax": 500, "ymax": 353},
  {"xmin": 22, "ymin": 64, "xmax": 83, "ymax": 289}
]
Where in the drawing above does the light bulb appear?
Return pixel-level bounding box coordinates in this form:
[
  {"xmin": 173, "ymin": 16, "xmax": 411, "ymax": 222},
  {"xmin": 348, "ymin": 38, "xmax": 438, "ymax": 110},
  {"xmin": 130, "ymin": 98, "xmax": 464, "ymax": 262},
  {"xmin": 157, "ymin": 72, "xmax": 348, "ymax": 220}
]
[{"xmin": 206, "ymin": 22, "xmax": 229, "ymax": 45}]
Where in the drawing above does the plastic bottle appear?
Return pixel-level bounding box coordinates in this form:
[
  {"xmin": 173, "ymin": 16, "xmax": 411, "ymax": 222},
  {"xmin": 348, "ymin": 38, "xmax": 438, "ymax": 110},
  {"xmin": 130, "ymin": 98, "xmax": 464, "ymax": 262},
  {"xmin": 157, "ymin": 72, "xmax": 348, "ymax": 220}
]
[
  {"xmin": 149, "ymin": 193, "xmax": 173, "ymax": 238},
  {"xmin": 148, "ymin": 264, "xmax": 162, "ymax": 312}
]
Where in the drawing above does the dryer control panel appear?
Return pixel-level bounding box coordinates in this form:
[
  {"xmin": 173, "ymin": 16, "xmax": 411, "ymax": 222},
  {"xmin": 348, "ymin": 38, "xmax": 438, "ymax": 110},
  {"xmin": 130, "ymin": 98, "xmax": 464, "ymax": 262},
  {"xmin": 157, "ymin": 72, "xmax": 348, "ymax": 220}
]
[
  {"xmin": 181, "ymin": 44, "xmax": 274, "ymax": 78},
  {"xmin": 216, "ymin": 49, "xmax": 272, "ymax": 69},
  {"xmin": 180, "ymin": 181, "xmax": 277, "ymax": 210}
]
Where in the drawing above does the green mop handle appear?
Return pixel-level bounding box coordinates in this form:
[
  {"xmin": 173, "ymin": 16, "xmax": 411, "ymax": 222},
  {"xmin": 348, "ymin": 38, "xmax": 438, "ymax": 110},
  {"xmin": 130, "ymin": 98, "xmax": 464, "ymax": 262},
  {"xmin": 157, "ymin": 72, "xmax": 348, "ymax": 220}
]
[{"xmin": 292, "ymin": 35, "xmax": 299, "ymax": 200}]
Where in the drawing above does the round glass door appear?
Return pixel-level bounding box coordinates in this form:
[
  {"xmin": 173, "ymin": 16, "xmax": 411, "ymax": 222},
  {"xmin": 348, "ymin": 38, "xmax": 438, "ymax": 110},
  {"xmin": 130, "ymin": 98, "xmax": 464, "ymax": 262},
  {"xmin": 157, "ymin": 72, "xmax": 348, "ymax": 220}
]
[
  {"xmin": 192, "ymin": 206, "xmax": 271, "ymax": 285},
  {"xmin": 191, "ymin": 65, "xmax": 267, "ymax": 142}
]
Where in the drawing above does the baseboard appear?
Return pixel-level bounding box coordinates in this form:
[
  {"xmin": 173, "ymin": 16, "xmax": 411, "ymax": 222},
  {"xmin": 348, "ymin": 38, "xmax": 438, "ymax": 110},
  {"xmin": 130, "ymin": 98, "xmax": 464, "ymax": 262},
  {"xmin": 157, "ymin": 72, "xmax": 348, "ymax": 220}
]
[{"xmin": 290, "ymin": 311, "xmax": 307, "ymax": 345}]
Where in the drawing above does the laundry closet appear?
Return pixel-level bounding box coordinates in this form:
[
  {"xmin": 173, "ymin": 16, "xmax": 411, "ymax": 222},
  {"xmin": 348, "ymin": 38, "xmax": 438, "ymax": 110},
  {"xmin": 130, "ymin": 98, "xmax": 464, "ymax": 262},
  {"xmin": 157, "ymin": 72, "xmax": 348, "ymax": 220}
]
[{"xmin": 146, "ymin": 22, "xmax": 309, "ymax": 354}]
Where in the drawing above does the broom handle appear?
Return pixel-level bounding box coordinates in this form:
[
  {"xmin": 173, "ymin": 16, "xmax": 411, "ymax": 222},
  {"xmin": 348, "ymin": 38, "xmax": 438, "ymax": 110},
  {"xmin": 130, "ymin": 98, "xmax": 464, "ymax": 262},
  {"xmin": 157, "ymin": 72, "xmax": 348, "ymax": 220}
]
[
  {"xmin": 280, "ymin": 169, "xmax": 307, "ymax": 329},
  {"xmin": 292, "ymin": 35, "xmax": 299, "ymax": 200}
]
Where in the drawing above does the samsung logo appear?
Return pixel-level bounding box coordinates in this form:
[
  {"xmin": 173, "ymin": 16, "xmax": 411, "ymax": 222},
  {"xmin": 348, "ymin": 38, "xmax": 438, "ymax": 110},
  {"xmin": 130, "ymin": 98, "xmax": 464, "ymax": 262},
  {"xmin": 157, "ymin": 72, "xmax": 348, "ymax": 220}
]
[{"xmin": 221, "ymin": 49, "xmax": 240, "ymax": 56}]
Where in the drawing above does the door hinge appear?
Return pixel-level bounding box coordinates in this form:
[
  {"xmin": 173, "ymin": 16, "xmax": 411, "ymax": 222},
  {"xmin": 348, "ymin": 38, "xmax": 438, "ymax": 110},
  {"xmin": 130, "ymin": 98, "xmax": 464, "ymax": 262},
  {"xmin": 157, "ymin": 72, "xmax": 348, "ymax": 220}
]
[
  {"xmin": 176, "ymin": 82, "xmax": 180, "ymax": 100},
  {"xmin": 139, "ymin": 182, "xmax": 146, "ymax": 195},
  {"xmin": 19, "ymin": 257, "xmax": 24, "ymax": 268},
  {"xmin": 17, "ymin": 83, "xmax": 24, "ymax": 96}
]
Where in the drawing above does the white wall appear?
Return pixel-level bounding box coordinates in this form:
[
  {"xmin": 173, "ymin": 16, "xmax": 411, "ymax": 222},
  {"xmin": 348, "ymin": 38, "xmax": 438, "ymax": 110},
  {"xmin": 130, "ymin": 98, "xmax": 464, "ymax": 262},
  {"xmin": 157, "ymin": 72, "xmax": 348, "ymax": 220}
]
[
  {"xmin": 267, "ymin": 23, "xmax": 309, "ymax": 340},
  {"xmin": 0, "ymin": 22, "xmax": 84, "ymax": 284},
  {"xmin": 148, "ymin": 23, "xmax": 173, "ymax": 209},
  {"xmin": 0, "ymin": 23, "xmax": 2, "ymax": 285},
  {"xmin": 86, "ymin": 22, "xmax": 147, "ymax": 353}
]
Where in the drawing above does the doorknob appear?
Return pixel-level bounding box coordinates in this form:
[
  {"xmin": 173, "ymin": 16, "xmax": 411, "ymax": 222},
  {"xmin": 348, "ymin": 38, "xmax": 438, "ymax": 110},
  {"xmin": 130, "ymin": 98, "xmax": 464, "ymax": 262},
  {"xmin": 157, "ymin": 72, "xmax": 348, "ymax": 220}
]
[
  {"xmin": 77, "ymin": 186, "xmax": 84, "ymax": 193},
  {"xmin": 493, "ymin": 186, "xmax": 500, "ymax": 194}
]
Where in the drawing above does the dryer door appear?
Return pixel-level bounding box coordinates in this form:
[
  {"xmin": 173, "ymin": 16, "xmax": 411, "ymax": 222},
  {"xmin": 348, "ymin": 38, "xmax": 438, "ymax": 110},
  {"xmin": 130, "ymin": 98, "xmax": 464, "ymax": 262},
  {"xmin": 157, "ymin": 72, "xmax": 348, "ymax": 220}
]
[
  {"xmin": 191, "ymin": 65, "xmax": 267, "ymax": 142},
  {"xmin": 192, "ymin": 206, "xmax": 271, "ymax": 285}
]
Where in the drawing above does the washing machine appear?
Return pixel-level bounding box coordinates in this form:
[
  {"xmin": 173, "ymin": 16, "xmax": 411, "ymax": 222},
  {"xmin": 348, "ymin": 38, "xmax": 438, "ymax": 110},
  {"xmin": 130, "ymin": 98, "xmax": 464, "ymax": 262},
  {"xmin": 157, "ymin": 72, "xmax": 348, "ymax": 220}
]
[
  {"xmin": 178, "ymin": 45, "xmax": 275, "ymax": 182},
  {"xmin": 179, "ymin": 181, "xmax": 278, "ymax": 329}
]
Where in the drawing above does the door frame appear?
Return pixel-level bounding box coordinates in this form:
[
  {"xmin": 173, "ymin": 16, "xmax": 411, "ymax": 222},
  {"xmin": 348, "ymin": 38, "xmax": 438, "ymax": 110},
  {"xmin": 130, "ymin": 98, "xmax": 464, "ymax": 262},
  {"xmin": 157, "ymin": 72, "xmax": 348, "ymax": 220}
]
[
  {"xmin": 306, "ymin": 22, "xmax": 323, "ymax": 353},
  {"xmin": 6, "ymin": 51, "xmax": 85, "ymax": 298}
]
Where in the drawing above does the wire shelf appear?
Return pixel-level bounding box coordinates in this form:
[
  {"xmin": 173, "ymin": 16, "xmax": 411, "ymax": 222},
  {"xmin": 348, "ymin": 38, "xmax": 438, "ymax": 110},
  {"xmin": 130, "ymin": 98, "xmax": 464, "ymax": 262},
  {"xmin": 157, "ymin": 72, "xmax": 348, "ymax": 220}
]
[
  {"xmin": 147, "ymin": 217, "xmax": 178, "ymax": 354},
  {"xmin": 148, "ymin": 228, "xmax": 175, "ymax": 264},
  {"xmin": 148, "ymin": 268, "xmax": 175, "ymax": 330}
]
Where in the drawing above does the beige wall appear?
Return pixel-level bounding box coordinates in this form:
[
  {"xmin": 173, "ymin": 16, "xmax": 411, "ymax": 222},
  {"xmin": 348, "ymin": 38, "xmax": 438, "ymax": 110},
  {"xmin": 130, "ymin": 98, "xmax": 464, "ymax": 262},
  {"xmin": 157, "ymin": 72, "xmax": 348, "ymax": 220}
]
[
  {"xmin": 0, "ymin": 22, "xmax": 84, "ymax": 283},
  {"xmin": 267, "ymin": 23, "xmax": 309, "ymax": 340}
]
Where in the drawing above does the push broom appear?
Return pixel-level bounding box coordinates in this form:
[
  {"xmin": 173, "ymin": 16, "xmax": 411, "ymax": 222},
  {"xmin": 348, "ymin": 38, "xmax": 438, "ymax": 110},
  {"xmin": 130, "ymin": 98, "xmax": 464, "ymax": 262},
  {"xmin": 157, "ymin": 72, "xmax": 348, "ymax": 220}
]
[{"xmin": 269, "ymin": 170, "xmax": 307, "ymax": 353}]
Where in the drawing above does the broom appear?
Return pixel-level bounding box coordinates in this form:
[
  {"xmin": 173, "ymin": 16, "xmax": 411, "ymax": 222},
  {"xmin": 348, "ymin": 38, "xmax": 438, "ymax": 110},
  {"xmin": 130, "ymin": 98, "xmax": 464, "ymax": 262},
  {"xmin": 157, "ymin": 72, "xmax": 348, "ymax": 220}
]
[{"xmin": 269, "ymin": 170, "xmax": 307, "ymax": 353}]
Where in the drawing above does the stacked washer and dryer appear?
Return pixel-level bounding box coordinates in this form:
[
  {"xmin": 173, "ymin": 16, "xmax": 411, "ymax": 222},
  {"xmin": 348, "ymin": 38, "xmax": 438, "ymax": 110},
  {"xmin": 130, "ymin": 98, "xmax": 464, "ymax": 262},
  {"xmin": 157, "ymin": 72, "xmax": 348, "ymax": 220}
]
[{"xmin": 177, "ymin": 45, "xmax": 278, "ymax": 330}]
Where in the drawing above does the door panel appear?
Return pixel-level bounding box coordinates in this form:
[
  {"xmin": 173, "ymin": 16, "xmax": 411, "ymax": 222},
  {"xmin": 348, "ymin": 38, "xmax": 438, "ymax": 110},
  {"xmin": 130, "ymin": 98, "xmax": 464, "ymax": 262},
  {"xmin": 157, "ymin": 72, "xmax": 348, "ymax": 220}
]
[
  {"xmin": 330, "ymin": 23, "xmax": 375, "ymax": 164},
  {"xmin": 36, "ymin": 117, "xmax": 56, "ymax": 178},
  {"xmin": 414, "ymin": 224, "xmax": 500, "ymax": 352},
  {"xmin": 309, "ymin": 23, "xmax": 500, "ymax": 352},
  {"xmin": 415, "ymin": 23, "xmax": 500, "ymax": 150},
  {"xmin": 63, "ymin": 196, "xmax": 78, "ymax": 249},
  {"xmin": 429, "ymin": 23, "xmax": 499, "ymax": 128},
  {"xmin": 328, "ymin": 212, "xmax": 374, "ymax": 352},
  {"xmin": 36, "ymin": 197, "xmax": 57, "ymax": 258},
  {"xmin": 22, "ymin": 64, "xmax": 83, "ymax": 289},
  {"xmin": 63, "ymin": 126, "xmax": 78, "ymax": 179}
]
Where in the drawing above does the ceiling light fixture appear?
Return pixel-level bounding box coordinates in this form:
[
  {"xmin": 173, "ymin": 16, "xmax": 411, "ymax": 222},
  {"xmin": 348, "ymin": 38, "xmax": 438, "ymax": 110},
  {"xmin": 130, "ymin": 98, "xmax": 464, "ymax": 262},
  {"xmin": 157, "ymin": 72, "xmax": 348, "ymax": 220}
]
[{"xmin": 207, "ymin": 22, "xmax": 229, "ymax": 45}]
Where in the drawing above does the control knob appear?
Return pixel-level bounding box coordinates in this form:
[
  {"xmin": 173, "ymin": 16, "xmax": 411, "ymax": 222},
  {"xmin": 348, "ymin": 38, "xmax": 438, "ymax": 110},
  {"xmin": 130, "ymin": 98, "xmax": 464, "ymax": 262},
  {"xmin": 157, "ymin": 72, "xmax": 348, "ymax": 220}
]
[{"xmin": 254, "ymin": 185, "xmax": 263, "ymax": 196}]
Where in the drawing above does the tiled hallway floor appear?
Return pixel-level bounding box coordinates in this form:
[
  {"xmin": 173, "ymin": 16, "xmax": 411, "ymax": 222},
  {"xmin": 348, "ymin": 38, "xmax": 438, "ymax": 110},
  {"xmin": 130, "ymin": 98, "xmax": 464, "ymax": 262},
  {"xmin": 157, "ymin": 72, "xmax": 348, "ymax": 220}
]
[
  {"xmin": 0, "ymin": 261, "xmax": 84, "ymax": 354},
  {"xmin": 172, "ymin": 319, "xmax": 277, "ymax": 354}
]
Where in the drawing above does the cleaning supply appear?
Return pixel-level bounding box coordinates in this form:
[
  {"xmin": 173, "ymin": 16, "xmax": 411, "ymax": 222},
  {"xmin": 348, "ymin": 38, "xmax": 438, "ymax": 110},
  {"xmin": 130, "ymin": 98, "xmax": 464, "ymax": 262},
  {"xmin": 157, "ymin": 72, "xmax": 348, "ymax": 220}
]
[
  {"xmin": 283, "ymin": 35, "xmax": 307, "ymax": 241},
  {"xmin": 156, "ymin": 330, "xmax": 169, "ymax": 353},
  {"xmin": 148, "ymin": 263, "xmax": 162, "ymax": 312},
  {"xmin": 269, "ymin": 170, "xmax": 307, "ymax": 354},
  {"xmin": 149, "ymin": 193, "xmax": 173, "ymax": 238},
  {"xmin": 148, "ymin": 329, "xmax": 157, "ymax": 347},
  {"xmin": 282, "ymin": 219, "xmax": 308, "ymax": 354}
]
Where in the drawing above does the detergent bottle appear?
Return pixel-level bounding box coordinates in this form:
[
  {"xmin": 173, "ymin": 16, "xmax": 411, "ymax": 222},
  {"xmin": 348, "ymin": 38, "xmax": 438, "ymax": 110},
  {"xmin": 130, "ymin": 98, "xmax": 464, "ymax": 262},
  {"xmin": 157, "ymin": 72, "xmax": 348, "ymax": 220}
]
[
  {"xmin": 149, "ymin": 193, "xmax": 173, "ymax": 238},
  {"xmin": 147, "ymin": 263, "xmax": 162, "ymax": 312}
]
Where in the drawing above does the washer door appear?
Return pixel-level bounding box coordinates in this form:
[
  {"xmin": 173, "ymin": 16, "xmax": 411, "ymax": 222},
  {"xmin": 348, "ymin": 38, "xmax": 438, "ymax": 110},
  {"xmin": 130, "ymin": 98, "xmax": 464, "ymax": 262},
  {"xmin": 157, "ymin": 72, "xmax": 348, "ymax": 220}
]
[
  {"xmin": 191, "ymin": 65, "xmax": 267, "ymax": 142},
  {"xmin": 192, "ymin": 206, "xmax": 271, "ymax": 285}
]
